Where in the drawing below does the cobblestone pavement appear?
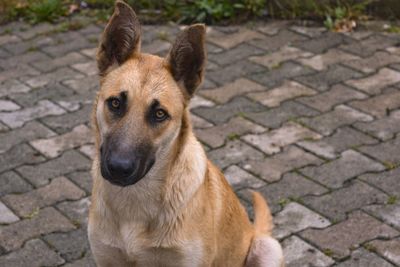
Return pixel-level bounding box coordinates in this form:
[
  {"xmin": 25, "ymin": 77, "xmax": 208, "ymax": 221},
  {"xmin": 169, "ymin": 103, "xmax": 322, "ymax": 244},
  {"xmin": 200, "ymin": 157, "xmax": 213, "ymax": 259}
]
[{"xmin": 0, "ymin": 20, "xmax": 400, "ymax": 266}]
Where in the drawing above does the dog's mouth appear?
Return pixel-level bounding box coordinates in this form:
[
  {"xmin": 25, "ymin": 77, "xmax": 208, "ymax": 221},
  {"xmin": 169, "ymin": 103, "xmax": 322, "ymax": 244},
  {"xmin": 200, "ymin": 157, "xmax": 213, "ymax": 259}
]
[{"xmin": 100, "ymin": 145, "xmax": 155, "ymax": 187}]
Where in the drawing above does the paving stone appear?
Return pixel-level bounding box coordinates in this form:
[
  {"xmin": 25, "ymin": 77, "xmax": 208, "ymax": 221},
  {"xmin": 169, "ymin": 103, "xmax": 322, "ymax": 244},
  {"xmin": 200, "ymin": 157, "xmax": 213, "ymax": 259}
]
[
  {"xmin": 199, "ymin": 78, "xmax": 265, "ymax": 104},
  {"xmin": 359, "ymin": 136, "xmax": 400, "ymax": 166},
  {"xmin": 141, "ymin": 39, "xmax": 170, "ymax": 55},
  {"xmin": 195, "ymin": 117, "xmax": 265, "ymax": 148},
  {"xmin": 67, "ymin": 170, "xmax": 92, "ymax": 194},
  {"xmin": 298, "ymin": 84, "xmax": 367, "ymax": 112},
  {"xmin": 247, "ymin": 80, "xmax": 316, "ymax": 107},
  {"xmin": 15, "ymin": 22, "xmax": 54, "ymax": 40},
  {"xmin": 297, "ymin": 48, "xmax": 360, "ymax": 70},
  {"xmin": 0, "ymin": 207, "xmax": 75, "ymax": 251},
  {"xmin": 282, "ymin": 236, "xmax": 335, "ymax": 267},
  {"xmin": 41, "ymin": 104, "xmax": 92, "ymax": 134},
  {"xmin": 250, "ymin": 61, "xmax": 315, "ymax": 88},
  {"xmin": 208, "ymin": 140, "xmax": 264, "ymax": 169},
  {"xmin": 207, "ymin": 60, "xmax": 265, "ymax": 85},
  {"xmin": 0, "ymin": 100, "xmax": 65, "ymax": 128},
  {"xmin": 243, "ymin": 122, "xmax": 321, "ymax": 155},
  {"xmin": 23, "ymin": 67, "xmax": 84, "ymax": 88},
  {"xmin": 295, "ymin": 64, "xmax": 363, "ymax": 91},
  {"xmin": 300, "ymin": 150, "xmax": 385, "ymax": 189},
  {"xmin": 56, "ymin": 197, "xmax": 90, "ymax": 226},
  {"xmin": 359, "ymin": 168, "xmax": 400, "ymax": 197},
  {"xmin": 297, "ymin": 126, "xmax": 377, "ymax": 159},
  {"xmin": 299, "ymin": 105, "xmax": 373, "ymax": 135},
  {"xmin": 0, "ymin": 34, "xmax": 20, "ymax": 46},
  {"xmin": 242, "ymin": 146, "xmax": 322, "ymax": 182},
  {"xmin": 0, "ymin": 80, "xmax": 31, "ymax": 98},
  {"xmin": 189, "ymin": 95, "xmax": 215, "ymax": 110},
  {"xmin": 30, "ymin": 124, "xmax": 92, "ymax": 158},
  {"xmin": 245, "ymin": 101, "xmax": 319, "ymax": 129},
  {"xmin": 364, "ymin": 204, "xmax": 400, "ymax": 229},
  {"xmin": 0, "ymin": 144, "xmax": 45, "ymax": 173},
  {"xmin": 293, "ymin": 32, "xmax": 349, "ymax": 53},
  {"xmin": 208, "ymin": 28, "xmax": 264, "ymax": 49},
  {"xmin": 346, "ymin": 68, "xmax": 400, "ymax": 95},
  {"xmin": 257, "ymin": 21, "xmax": 289, "ymax": 35},
  {"xmin": 63, "ymin": 252, "xmax": 96, "ymax": 267},
  {"xmin": 0, "ymin": 100, "xmax": 19, "ymax": 111},
  {"xmin": 79, "ymin": 144, "xmax": 95, "ymax": 160},
  {"xmin": 72, "ymin": 61, "xmax": 98, "ymax": 76},
  {"xmin": 335, "ymin": 248, "xmax": 395, "ymax": 267},
  {"xmin": 17, "ymin": 150, "xmax": 90, "ymax": 187},
  {"xmin": 44, "ymin": 228, "xmax": 89, "ymax": 262},
  {"xmin": 3, "ymin": 176, "xmax": 85, "ymax": 217},
  {"xmin": 191, "ymin": 114, "xmax": 213, "ymax": 129},
  {"xmin": 63, "ymin": 74, "xmax": 99, "ymax": 93},
  {"xmin": 211, "ymin": 44, "xmax": 264, "ymax": 66},
  {"xmin": 273, "ymin": 202, "xmax": 330, "ymax": 239},
  {"xmin": 0, "ymin": 201, "xmax": 19, "ymax": 224},
  {"xmin": 249, "ymin": 29, "xmax": 307, "ymax": 52},
  {"xmin": 340, "ymin": 34, "xmax": 399, "ymax": 57},
  {"xmin": 0, "ymin": 171, "xmax": 32, "ymax": 197},
  {"xmin": 0, "ymin": 65, "xmax": 40, "ymax": 83},
  {"xmin": 80, "ymin": 47, "xmax": 97, "ymax": 58},
  {"xmin": 344, "ymin": 51, "xmax": 400, "ymax": 73},
  {"xmin": 0, "ymin": 51, "xmax": 51, "ymax": 69},
  {"xmin": 192, "ymin": 96, "xmax": 265, "ymax": 124},
  {"xmin": 32, "ymin": 51, "xmax": 87, "ymax": 72},
  {"xmin": 42, "ymin": 34, "xmax": 91, "ymax": 56},
  {"xmin": 3, "ymin": 35, "xmax": 54, "ymax": 55},
  {"xmin": 0, "ymin": 121, "xmax": 55, "ymax": 153},
  {"xmin": 249, "ymin": 46, "xmax": 313, "ymax": 69},
  {"xmin": 8, "ymin": 83, "xmax": 75, "ymax": 108},
  {"xmin": 350, "ymin": 90, "xmax": 400, "ymax": 118},
  {"xmin": 300, "ymin": 211, "xmax": 399, "ymax": 259},
  {"xmin": 303, "ymin": 180, "xmax": 388, "ymax": 221},
  {"xmin": 355, "ymin": 110, "xmax": 400, "ymax": 140},
  {"xmin": 290, "ymin": 25, "xmax": 327, "ymax": 38},
  {"xmin": 223, "ymin": 165, "xmax": 265, "ymax": 190},
  {"xmin": 239, "ymin": 173, "xmax": 328, "ymax": 213},
  {"xmin": 368, "ymin": 238, "xmax": 400, "ymax": 265},
  {"xmin": 0, "ymin": 239, "xmax": 65, "ymax": 267}
]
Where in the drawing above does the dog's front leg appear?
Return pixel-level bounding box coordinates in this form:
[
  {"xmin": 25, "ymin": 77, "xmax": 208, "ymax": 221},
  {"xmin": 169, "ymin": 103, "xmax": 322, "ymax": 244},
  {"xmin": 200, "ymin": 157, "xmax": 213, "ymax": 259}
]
[{"xmin": 90, "ymin": 237, "xmax": 133, "ymax": 267}]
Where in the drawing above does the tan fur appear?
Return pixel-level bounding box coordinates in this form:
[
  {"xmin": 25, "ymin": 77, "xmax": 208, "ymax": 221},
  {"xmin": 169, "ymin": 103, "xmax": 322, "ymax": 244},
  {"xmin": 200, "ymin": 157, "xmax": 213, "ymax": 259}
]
[{"xmin": 89, "ymin": 2, "xmax": 284, "ymax": 266}]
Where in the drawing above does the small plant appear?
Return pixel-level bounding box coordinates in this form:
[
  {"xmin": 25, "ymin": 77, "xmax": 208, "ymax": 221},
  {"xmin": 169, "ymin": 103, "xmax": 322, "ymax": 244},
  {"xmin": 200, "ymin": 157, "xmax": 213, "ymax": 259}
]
[
  {"xmin": 387, "ymin": 195, "xmax": 397, "ymax": 205},
  {"xmin": 28, "ymin": 0, "xmax": 66, "ymax": 23}
]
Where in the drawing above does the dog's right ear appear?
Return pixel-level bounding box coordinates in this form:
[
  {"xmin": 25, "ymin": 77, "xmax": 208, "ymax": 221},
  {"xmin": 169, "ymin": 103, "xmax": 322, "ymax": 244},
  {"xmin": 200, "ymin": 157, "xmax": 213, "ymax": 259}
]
[{"xmin": 97, "ymin": 1, "xmax": 141, "ymax": 76}]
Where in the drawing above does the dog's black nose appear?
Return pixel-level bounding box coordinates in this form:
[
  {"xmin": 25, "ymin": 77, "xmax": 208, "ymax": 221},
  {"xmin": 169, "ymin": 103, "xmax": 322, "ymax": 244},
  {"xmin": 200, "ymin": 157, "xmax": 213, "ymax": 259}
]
[{"xmin": 107, "ymin": 155, "xmax": 136, "ymax": 178}]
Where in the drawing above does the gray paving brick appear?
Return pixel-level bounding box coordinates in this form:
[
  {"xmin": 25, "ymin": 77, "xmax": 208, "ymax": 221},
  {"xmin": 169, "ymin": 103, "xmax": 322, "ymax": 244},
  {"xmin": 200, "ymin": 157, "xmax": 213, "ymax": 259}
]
[
  {"xmin": 0, "ymin": 239, "xmax": 65, "ymax": 267},
  {"xmin": 302, "ymin": 180, "xmax": 388, "ymax": 221},
  {"xmin": 300, "ymin": 211, "xmax": 398, "ymax": 259},
  {"xmin": 359, "ymin": 168, "xmax": 400, "ymax": 198},
  {"xmin": 244, "ymin": 101, "xmax": 319, "ymax": 129},
  {"xmin": 359, "ymin": 135, "xmax": 400, "ymax": 166},
  {"xmin": 17, "ymin": 150, "xmax": 90, "ymax": 187},
  {"xmin": 344, "ymin": 51, "xmax": 400, "ymax": 73},
  {"xmin": 32, "ymin": 51, "xmax": 87, "ymax": 72},
  {"xmin": 0, "ymin": 207, "xmax": 75, "ymax": 251},
  {"xmin": 335, "ymin": 248, "xmax": 394, "ymax": 267},
  {"xmin": 56, "ymin": 197, "xmax": 90, "ymax": 226},
  {"xmin": 368, "ymin": 238, "xmax": 400, "ymax": 265},
  {"xmin": 223, "ymin": 165, "xmax": 265, "ymax": 190},
  {"xmin": 0, "ymin": 144, "xmax": 45, "ymax": 173},
  {"xmin": 340, "ymin": 34, "xmax": 399, "ymax": 57},
  {"xmin": 300, "ymin": 150, "xmax": 384, "ymax": 189},
  {"xmin": 192, "ymin": 96, "xmax": 266, "ymax": 124},
  {"xmin": 207, "ymin": 60, "xmax": 265, "ymax": 85},
  {"xmin": 355, "ymin": 110, "xmax": 400, "ymax": 140},
  {"xmin": 293, "ymin": 32, "xmax": 350, "ymax": 53},
  {"xmin": 250, "ymin": 61, "xmax": 315, "ymax": 88},
  {"xmin": 0, "ymin": 171, "xmax": 32, "ymax": 197},
  {"xmin": 295, "ymin": 64, "xmax": 363, "ymax": 91},
  {"xmin": 350, "ymin": 90, "xmax": 400, "ymax": 118},
  {"xmin": 211, "ymin": 43, "xmax": 264, "ymax": 66},
  {"xmin": 364, "ymin": 204, "xmax": 400, "ymax": 229},
  {"xmin": 249, "ymin": 29, "xmax": 307, "ymax": 52}
]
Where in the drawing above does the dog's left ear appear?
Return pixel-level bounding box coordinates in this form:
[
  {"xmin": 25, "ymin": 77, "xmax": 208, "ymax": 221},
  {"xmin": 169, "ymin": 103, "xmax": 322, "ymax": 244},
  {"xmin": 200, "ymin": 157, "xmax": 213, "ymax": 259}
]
[
  {"xmin": 167, "ymin": 24, "xmax": 206, "ymax": 99},
  {"xmin": 97, "ymin": 1, "xmax": 141, "ymax": 76}
]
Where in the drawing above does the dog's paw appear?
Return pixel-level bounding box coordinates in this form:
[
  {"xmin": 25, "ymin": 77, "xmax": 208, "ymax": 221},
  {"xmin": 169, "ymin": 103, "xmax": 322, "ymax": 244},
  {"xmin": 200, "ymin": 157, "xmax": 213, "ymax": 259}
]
[{"xmin": 245, "ymin": 235, "xmax": 284, "ymax": 267}]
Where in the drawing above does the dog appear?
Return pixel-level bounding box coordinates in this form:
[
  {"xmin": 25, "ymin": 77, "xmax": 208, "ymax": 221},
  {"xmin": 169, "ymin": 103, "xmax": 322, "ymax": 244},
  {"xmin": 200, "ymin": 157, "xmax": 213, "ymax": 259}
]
[{"xmin": 88, "ymin": 1, "xmax": 284, "ymax": 266}]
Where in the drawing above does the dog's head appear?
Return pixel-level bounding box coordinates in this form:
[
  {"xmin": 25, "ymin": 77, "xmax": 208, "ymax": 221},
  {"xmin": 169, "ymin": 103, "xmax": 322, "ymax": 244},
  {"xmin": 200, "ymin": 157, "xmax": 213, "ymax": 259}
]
[{"xmin": 93, "ymin": 1, "xmax": 206, "ymax": 187}]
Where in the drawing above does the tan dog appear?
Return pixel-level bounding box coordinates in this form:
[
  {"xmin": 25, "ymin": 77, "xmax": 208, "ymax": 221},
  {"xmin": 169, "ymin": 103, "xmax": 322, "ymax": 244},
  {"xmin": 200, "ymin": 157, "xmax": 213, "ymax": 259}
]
[{"xmin": 88, "ymin": 1, "xmax": 284, "ymax": 266}]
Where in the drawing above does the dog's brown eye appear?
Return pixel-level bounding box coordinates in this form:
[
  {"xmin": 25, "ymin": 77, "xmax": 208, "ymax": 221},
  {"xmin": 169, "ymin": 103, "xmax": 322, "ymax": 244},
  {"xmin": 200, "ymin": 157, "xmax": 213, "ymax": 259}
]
[
  {"xmin": 111, "ymin": 99, "xmax": 120, "ymax": 109},
  {"xmin": 155, "ymin": 109, "xmax": 167, "ymax": 121}
]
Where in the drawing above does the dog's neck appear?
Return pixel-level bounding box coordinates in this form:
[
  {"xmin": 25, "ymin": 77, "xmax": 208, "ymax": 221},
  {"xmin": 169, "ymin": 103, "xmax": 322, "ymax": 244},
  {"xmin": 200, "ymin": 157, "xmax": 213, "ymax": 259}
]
[{"xmin": 92, "ymin": 109, "xmax": 207, "ymax": 225}]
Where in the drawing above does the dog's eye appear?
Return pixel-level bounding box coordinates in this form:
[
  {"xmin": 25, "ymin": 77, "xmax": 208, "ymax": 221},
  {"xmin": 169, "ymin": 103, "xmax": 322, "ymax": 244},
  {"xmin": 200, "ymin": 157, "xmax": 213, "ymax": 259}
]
[
  {"xmin": 107, "ymin": 98, "xmax": 121, "ymax": 113},
  {"xmin": 154, "ymin": 109, "xmax": 168, "ymax": 122}
]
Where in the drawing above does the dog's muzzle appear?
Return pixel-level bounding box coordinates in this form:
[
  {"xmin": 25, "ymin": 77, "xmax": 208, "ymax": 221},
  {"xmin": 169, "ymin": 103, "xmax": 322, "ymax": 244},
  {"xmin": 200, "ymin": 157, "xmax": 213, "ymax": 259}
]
[{"xmin": 100, "ymin": 143, "xmax": 155, "ymax": 187}]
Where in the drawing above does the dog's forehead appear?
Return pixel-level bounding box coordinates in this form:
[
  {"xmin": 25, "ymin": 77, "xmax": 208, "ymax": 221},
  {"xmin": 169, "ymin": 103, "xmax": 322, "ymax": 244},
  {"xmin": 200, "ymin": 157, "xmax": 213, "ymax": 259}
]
[{"xmin": 100, "ymin": 54, "xmax": 183, "ymax": 106}]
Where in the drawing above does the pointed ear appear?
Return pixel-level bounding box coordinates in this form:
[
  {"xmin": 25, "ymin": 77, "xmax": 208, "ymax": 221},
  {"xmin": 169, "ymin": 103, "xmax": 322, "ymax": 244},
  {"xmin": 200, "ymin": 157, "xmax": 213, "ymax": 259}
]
[
  {"xmin": 97, "ymin": 1, "xmax": 141, "ymax": 76},
  {"xmin": 167, "ymin": 24, "xmax": 207, "ymax": 99}
]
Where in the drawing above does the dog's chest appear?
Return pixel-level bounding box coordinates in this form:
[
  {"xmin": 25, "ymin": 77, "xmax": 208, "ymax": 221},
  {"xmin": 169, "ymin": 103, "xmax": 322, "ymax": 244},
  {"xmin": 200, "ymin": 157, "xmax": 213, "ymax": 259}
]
[{"xmin": 118, "ymin": 223, "xmax": 205, "ymax": 267}]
